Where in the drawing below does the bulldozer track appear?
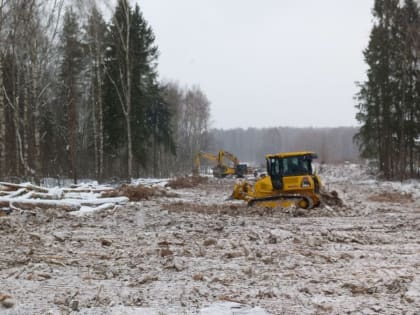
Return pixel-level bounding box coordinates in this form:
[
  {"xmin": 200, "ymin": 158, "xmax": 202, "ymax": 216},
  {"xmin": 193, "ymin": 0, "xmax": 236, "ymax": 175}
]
[{"xmin": 248, "ymin": 194, "xmax": 314, "ymax": 209}]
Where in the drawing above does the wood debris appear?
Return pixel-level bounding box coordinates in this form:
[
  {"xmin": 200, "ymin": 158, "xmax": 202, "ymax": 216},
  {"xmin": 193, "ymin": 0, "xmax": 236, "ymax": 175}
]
[
  {"xmin": 101, "ymin": 183, "xmax": 179, "ymax": 201},
  {"xmin": 0, "ymin": 181, "xmax": 128, "ymax": 213},
  {"xmin": 166, "ymin": 176, "xmax": 208, "ymax": 189}
]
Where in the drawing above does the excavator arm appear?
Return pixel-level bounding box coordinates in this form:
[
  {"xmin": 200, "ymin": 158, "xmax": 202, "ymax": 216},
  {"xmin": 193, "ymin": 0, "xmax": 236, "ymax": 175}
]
[
  {"xmin": 193, "ymin": 151, "xmax": 218, "ymax": 176},
  {"xmin": 218, "ymin": 150, "xmax": 247, "ymax": 178},
  {"xmin": 218, "ymin": 150, "xmax": 240, "ymax": 166},
  {"xmin": 194, "ymin": 149, "xmax": 247, "ymax": 178}
]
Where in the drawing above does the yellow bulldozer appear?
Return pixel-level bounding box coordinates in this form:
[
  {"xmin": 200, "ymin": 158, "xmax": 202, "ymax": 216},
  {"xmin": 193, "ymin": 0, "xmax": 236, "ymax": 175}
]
[
  {"xmin": 193, "ymin": 150, "xmax": 248, "ymax": 178},
  {"xmin": 231, "ymin": 151, "xmax": 321, "ymax": 209}
]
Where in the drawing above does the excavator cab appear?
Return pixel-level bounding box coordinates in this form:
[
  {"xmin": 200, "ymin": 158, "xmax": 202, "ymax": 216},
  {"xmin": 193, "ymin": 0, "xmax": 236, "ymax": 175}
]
[
  {"xmin": 194, "ymin": 150, "xmax": 248, "ymax": 178},
  {"xmin": 235, "ymin": 164, "xmax": 248, "ymax": 178}
]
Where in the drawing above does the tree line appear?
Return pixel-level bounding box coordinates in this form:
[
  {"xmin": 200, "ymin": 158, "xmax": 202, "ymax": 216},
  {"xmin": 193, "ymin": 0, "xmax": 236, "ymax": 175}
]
[
  {"xmin": 210, "ymin": 127, "xmax": 360, "ymax": 167},
  {"xmin": 5, "ymin": 0, "xmax": 395, "ymax": 183},
  {"xmin": 0, "ymin": 0, "xmax": 211, "ymax": 182},
  {"xmin": 355, "ymin": 0, "xmax": 420, "ymax": 179}
]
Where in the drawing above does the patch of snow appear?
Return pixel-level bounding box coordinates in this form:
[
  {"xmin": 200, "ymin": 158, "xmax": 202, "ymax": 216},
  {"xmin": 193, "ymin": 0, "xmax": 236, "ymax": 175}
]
[
  {"xmin": 72, "ymin": 203, "xmax": 115, "ymax": 216},
  {"xmin": 74, "ymin": 306, "xmax": 161, "ymax": 315},
  {"xmin": 200, "ymin": 302, "xmax": 270, "ymax": 315},
  {"xmin": 131, "ymin": 178, "xmax": 169, "ymax": 187}
]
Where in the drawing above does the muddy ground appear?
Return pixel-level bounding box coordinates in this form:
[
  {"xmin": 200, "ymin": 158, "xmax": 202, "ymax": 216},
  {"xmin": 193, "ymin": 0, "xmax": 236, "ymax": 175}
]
[{"xmin": 0, "ymin": 164, "xmax": 419, "ymax": 314}]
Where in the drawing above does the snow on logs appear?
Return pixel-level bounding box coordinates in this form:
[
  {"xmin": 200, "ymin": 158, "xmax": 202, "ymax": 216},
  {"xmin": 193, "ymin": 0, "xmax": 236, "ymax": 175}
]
[{"xmin": 0, "ymin": 182, "xmax": 130, "ymax": 213}]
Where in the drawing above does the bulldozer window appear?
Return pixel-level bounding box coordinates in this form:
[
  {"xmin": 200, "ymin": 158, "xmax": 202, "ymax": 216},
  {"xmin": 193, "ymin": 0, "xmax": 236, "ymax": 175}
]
[
  {"xmin": 283, "ymin": 156, "xmax": 311, "ymax": 176},
  {"xmin": 268, "ymin": 158, "xmax": 281, "ymax": 176},
  {"xmin": 267, "ymin": 157, "xmax": 283, "ymax": 190}
]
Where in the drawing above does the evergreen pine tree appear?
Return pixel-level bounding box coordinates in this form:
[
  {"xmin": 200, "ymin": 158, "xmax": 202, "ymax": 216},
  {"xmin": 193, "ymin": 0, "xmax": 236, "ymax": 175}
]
[
  {"xmin": 59, "ymin": 7, "xmax": 84, "ymax": 183},
  {"xmin": 356, "ymin": 0, "xmax": 399, "ymax": 178},
  {"xmin": 104, "ymin": 1, "xmax": 174, "ymax": 177},
  {"xmin": 85, "ymin": 4, "xmax": 107, "ymax": 179},
  {"xmin": 355, "ymin": 0, "xmax": 420, "ymax": 179}
]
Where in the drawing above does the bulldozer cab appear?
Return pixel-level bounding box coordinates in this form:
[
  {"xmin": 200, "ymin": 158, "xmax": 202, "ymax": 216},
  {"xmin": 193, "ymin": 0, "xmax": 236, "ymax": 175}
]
[{"xmin": 266, "ymin": 152, "xmax": 316, "ymax": 190}]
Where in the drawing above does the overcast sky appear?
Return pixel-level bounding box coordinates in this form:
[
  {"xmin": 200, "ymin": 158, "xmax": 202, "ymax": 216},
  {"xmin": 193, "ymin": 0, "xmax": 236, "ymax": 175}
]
[{"xmin": 132, "ymin": 0, "xmax": 374, "ymax": 129}]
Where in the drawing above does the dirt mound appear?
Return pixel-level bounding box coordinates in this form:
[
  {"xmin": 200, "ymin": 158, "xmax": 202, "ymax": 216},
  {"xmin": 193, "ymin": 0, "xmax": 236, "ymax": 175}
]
[
  {"xmin": 102, "ymin": 183, "xmax": 180, "ymax": 201},
  {"xmin": 368, "ymin": 191, "xmax": 413, "ymax": 203},
  {"xmin": 321, "ymin": 190, "xmax": 344, "ymax": 207},
  {"xmin": 166, "ymin": 176, "xmax": 209, "ymax": 189},
  {"xmin": 101, "ymin": 184, "xmax": 155, "ymax": 201}
]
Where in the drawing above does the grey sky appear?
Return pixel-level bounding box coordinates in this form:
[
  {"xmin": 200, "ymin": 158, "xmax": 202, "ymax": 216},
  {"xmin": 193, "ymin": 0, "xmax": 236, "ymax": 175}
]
[{"xmin": 134, "ymin": 0, "xmax": 374, "ymax": 129}]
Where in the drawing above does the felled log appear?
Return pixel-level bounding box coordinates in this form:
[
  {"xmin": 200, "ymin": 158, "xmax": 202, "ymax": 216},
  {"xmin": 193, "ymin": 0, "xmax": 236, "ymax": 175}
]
[
  {"xmin": 0, "ymin": 185, "xmax": 16, "ymax": 192},
  {"xmin": 0, "ymin": 181, "xmax": 134, "ymax": 213},
  {"xmin": 62, "ymin": 187, "xmax": 114, "ymax": 193},
  {"xmin": 0, "ymin": 196, "xmax": 128, "ymax": 212},
  {"xmin": 9, "ymin": 199, "xmax": 81, "ymax": 212},
  {"xmin": 81, "ymin": 197, "xmax": 128, "ymax": 206},
  {"xmin": 7, "ymin": 188, "xmax": 27, "ymax": 198},
  {"xmin": 0, "ymin": 182, "xmax": 49, "ymax": 193},
  {"xmin": 0, "ymin": 199, "xmax": 11, "ymax": 208},
  {"xmin": 25, "ymin": 191, "xmax": 64, "ymax": 200}
]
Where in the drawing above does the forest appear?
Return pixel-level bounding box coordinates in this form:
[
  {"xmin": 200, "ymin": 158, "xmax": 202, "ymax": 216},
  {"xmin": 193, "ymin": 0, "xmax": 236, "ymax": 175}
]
[
  {"xmin": 1, "ymin": 0, "xmax": 420, "ymax": 182},
  {"xmin": 0, "ymin": 0, "xmax": 361, "ymax": 183},
  {"xmin": 0, "ymin": 0, "xmax": 212, "ymax": 182},
  {"xmin": 210, "ymin": 127, "xmax": 359, "ymax": 167},
  {"xmin": 356, "ymin": 0, "xmax": 420, "ymax": 179}
]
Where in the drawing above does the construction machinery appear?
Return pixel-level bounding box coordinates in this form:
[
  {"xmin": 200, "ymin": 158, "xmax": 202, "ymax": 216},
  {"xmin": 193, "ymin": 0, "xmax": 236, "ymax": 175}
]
[
  {"xmin": 215, "ymin": 150, "xmax": 248, "ymax": 178},
  {"xmin": 231, "ymin": 151, "xmax": 321, "ymax": 209},
  {"xmin": 193, "ymin": 150, "xmax": 247, "ymax": 178},
  {"xmin": 193, "ymin": 151, "xmax": 218, "ymax": 176}
]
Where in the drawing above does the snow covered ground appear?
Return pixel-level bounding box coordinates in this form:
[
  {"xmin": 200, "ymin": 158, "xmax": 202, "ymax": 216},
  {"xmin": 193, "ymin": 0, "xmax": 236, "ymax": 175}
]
[{"xmin": 0, "ymin": 163, "xmax": 419, "ymax": 314}]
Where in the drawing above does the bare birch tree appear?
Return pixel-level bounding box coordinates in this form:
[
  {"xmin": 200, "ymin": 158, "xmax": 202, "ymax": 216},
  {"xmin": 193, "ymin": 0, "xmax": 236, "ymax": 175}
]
[
  {"xmin": 0, "ymin": 0, "xmax": 8, "ymax": 179},
  {"xmin": 105, "ymin": 0, "xmax": 134, "ymax": 179},
  {"xmin": 163, "ymin": 82, "xmax": 211, "ymax": 174},
  {"xmin": 59, "ymin": 7, "xmax": 83, "ymax": 184},
  {"xmin": 85, "ymin": 3, "xmax": 106, "ymax": 179}
]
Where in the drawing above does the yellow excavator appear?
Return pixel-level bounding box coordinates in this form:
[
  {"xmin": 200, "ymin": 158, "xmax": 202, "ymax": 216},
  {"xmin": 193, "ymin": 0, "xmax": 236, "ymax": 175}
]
[
  {"xmin": 231, "ymin": 151, "xmax": 321, "ymax": 209},
  {"xmin": 193, "ymin": 151, "xmax": 218, "ymax": 176},
  {"xmin": 193, "ymin": 150, "xmax": 247, "ymax": 178}
]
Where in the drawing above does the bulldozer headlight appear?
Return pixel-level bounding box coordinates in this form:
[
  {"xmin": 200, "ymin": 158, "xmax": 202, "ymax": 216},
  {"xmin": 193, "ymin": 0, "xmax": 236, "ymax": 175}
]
[{"xmin": 301, "ymin": 177, "xmax": 311, "ymax": 188}]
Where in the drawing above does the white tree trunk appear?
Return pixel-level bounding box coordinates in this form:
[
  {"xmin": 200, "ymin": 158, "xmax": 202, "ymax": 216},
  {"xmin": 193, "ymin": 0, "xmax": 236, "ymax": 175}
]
[
  {"xmin": 0, "ymin": 59, "xmax": 5, "ymax": 178},
  {"xmin": 32, "ymin": 44, "xmax": 41, "ymax": 182},
  {"xmin": 124, "ymin": 2, "xmax": 133, "ymax": 179},
  {"xmin": 97, "ymin": 50, "xmax": 104, "ymax": 179}
]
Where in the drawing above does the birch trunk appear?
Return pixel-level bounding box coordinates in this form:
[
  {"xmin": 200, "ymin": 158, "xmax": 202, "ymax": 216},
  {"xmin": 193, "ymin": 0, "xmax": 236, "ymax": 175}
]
[
  {"xmin": 69, "ymin": 95, "xmax": 77, "ymax": 184},
  {"xmin": 32, "ymin": 43, "xmax": 41, "ymax": 183},
  {"xmin": 124, "ymin": 4, "xmax": 133, "ymax": 179},
  {"xmin": 90, "ymin": 54, "xmax": 99, "ymax": 178},
  {"xmin": 0, "ymin": 58, "xmax": 5, "ymax": 178},
  {"xmin": 108, "ymin": 1, "xmax": 134, "ymax": 179},
  {"xmin": 96, "ymin": 49, "xmax": 104, "ymax": 179},
  {"xmin": 90, "ymin": 28, "xmax": 104, "ymax": 180},
  {"xmin": 13, "ymin": 79, "xmax": 20, "ymax": 176},
  {"xmin": 23, "ymin": 69, "xmax": 29, "ymax": 177}
]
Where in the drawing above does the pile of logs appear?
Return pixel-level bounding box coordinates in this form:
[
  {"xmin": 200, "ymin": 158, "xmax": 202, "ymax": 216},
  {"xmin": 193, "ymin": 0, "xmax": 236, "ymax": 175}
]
[{"xmin": 0, "ymin": 182, "xmax": 129, "ymax": 214}]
